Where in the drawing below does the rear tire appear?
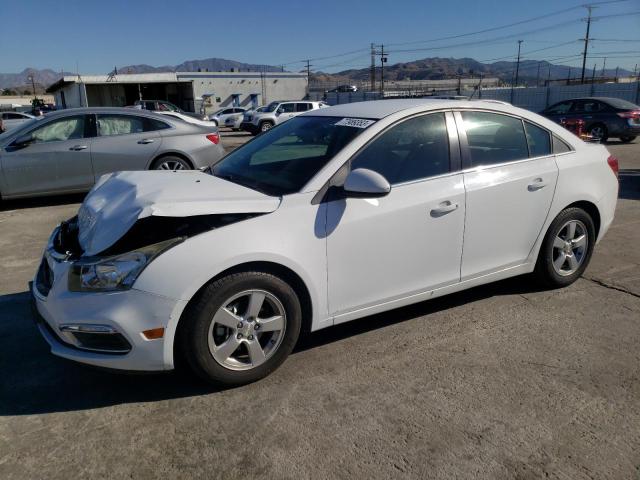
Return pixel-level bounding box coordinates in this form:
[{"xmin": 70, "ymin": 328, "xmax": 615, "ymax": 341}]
[
  {"xmin": 620, "ymin": 136, "xmax": 636, "ymax": 143},
  {"xmin": 179, "ymin": 271, "xmax": 302, "ymax": 386},
  {"xmin": 588, "ymin": 123, "xmax": 608, "ymax": 142},
  {"xmin": 152, "ymin": 156, "xmax": 192, "ymax": 171},
  {"xmin": 534, "ymin": 207, "xmax": 596, "ymax": 288}
]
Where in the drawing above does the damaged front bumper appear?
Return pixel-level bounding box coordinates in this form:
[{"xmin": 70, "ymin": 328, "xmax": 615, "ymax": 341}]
[{"xmin": 31, "ymin": 227, "xmax": 187, "ymax": 372}]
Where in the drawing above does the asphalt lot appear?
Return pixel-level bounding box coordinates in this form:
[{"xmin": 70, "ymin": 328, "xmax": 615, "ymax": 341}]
[{"xmin": 0, "ymin": 133, "xmax": 639, "ymax": 479}]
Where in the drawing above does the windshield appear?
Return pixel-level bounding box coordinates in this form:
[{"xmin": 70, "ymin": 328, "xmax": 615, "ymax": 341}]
[
  {"xmin": 264, "ymin": 102, "xmax": 279, "ymax": 112},
  {"xmin": 213, "ymin": 116, "xmax": 374, "ymax": 195},
  {"xmin": 604, "ymin": 98, "xmax": 639, "ymax": 110}
]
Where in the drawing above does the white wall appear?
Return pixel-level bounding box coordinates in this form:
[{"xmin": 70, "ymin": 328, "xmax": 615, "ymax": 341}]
[{"xmin": 185, "ymin": 72, "xmax": 308, "ymax": 114}]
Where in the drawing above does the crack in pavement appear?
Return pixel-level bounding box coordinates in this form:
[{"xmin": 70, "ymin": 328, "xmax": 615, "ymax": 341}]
[{"xmin": 584, "ymin": 276, "xmax": 640, "ymax": 300}]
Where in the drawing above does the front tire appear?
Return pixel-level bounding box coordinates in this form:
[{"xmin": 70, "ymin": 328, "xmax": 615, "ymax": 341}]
[
  {"xmin": 534, "ymin": 207, "xmax": 596, "ymax": 288},
  {"xmin": 179, "ymin": 271, "xmax": 302, "ymax": 386},
  {"xmin": 260, "ymin": 121, "xmax": 274, "ymax": 133},
  {"xmin": 620, "ymin": 135, "xmax": 636, "ymax": 143}
]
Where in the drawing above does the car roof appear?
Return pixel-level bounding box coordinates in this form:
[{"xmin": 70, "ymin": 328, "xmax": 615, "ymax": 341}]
[
  {"xmin": 40, "ymin": 106, "xmax": 173, "ymax": 120},
  {"xmin": 306, "ymin": 99, "xmax": 524, "ymax": 119}
]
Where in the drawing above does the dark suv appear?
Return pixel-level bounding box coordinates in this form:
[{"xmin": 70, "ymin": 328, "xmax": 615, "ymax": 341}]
[{"xmin": 541, "ymin": 97, "xmax": 640, "ymax": 143}]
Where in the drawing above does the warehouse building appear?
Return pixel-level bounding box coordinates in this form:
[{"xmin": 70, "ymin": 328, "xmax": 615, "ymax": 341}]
[{"xmin": 46, "ymin": 71, "xmax": 308, "ymax": 115}]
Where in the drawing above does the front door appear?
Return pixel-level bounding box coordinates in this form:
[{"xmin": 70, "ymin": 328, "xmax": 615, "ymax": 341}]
[
  {"xmin": 455, "ymin": 110, "xmax": 558, "ymax": 279},
  {"xmin": 326, "ymin": 112, "xmax": 465, "ymax": 318},
  {"xmin": 0, "ymin": 114, "xmax": 94, "ymax": 196}
]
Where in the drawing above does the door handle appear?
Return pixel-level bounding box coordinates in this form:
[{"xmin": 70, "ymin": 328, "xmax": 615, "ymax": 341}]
[
  {"xmin": 430, "ymin": 201, "xmax": 459, "ymax": 217},
  {"xmin": 528, "ymin": 178, "xmax": 547, "ymax": 191},
  {"xmin": 69, "ymin": 145, "xmax": 88, "ymax": 151},
  {"xmin": 138, "ymin": 138, "xmax": 155, "ymax": 144}
]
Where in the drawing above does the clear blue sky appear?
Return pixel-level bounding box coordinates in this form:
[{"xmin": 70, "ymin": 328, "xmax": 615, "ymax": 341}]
[{"xmin": 1, "ymin": 0, "xmax": 639, "ymax": 74}]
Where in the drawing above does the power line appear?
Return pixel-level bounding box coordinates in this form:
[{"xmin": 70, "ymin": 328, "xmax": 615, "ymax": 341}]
[
  {"xmin": 385, "ymin": 0, "xmax": 631, "ymax": 48},
  {"xmin": 385, "ymin": 18, "xmax": 583, "ymax": 54}
]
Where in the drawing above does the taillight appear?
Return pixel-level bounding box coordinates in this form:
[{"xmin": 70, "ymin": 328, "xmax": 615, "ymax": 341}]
[
  {"xmin": 607, "ymin": 155, "xmax": 619, "ymax": 179},
  {"xmin": 617, "ymin": 110, "xmax": 640, "ymax": 119},
  {"xmin": 206, "ymin": 133, "xmax": 219, "ymax": 144}
]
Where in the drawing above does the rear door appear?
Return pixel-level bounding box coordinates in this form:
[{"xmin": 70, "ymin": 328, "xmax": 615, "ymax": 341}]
[
  {"xmin": 90, "ymin": 113, "xmax": 165, "ymax": 177},
  {"xmin": 456, "ymin": 110, "xmax": 558, "ymax": 279},
  {"xmin": 0, "ymin": 114, "xmax": 94, "ymax": 196}
]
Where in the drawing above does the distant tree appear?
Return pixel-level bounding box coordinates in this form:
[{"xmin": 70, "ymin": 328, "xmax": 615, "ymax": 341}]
[
  {"xmin": 23, "ymin": 89, "xmax": 31, "ymax": 95},
  {"xmin": 2, "ymin": 88, "xmax": 18, "ymax": 96}
]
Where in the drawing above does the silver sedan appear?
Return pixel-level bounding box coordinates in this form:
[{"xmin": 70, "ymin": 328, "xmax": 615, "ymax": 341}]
[{"xmin": 0, "ymin": 107, "xmax": 225, "ymax": 199}]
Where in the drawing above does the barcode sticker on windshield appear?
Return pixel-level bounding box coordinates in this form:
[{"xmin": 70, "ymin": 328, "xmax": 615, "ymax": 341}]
[{"xmin": 335, "ymin": 118, "xmax": 375, "ymax": 129}]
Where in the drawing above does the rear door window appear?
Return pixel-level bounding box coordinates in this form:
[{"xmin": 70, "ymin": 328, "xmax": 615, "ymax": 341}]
[
  {"xmin": 295, "ymin": 103, "xmax": 311, "ymax": 112},
  {"xmin": 460, "ymin": 111, "xmax": 529, "ymax": 167},
  {"xmin": 97, "ymin": 115, "xmax": 145, "ymax": 136}
]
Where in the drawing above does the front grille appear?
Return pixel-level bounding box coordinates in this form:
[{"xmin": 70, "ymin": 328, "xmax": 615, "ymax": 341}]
[{"xmin": 35, "ymin": 259, "xmax": 53, "ymax": 296}]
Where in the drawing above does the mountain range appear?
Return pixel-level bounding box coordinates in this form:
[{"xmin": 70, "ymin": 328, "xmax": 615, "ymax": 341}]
[
  {"xmin": 0, "ymin": 57, "xmax": 634, "ymax": 92},
  {"xmin": 313, "ymin": 57, "xmax": 633, "ymax": 84}
]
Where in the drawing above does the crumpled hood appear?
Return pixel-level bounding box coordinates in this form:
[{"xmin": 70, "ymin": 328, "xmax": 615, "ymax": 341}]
[{"xmin": 78, "ymin": 171, "xmax": 281, "ymax": 256}]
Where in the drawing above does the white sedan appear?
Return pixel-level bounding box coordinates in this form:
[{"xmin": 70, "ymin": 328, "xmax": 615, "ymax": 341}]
[
  {"xmin": 32, "ymin": 99, "xmax": 618, "ymax": 385},
  {"xmin": 1, "ymin": 111, "xmax": 36, "ymax": 132}
]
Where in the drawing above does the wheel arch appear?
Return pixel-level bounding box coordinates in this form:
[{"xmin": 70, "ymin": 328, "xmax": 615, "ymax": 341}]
[
  {"xmin": 564, "ymin": 200, "xmax": 601, "ymax": 241},
  {"xmin": 172, "ymin": 260, "xmax": 314, "ymax": 366},
  {"xmin": 149, "ymin": 151, "xmax": 194, "ymax": 170}
]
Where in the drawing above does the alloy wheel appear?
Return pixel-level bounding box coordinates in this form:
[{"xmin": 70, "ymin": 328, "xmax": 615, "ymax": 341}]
[
  {"xmin": 207, "ymin": 290, "xmax": 286, "ymax": 371},
  {"xmin": 589, "ymin": 125, "xmax": 605, "ymax": 140},
  {"xmin": 157, "ymin": 160, "xmax": 187, "ymax": 171},
  {"xmin": 552, "ymin": 220, "xmax": 588, "ymax": 276}
]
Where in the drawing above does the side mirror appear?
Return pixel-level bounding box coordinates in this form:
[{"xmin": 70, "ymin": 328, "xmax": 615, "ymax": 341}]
[
  {"xmin": 13, "ymin": 133, "xmax": 34, "ymax": 148},
  {"xmin": 343, "ymin": 168, "xmax": 391, "ymax": 198}
]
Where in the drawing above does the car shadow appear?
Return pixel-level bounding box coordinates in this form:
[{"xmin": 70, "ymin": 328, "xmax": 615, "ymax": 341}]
[
  {"xmin": 0, "ymin": 193, "xmax": 85, "ymax": 211},
  {"xmin": 0, "ymin": 275, "xmax": 548, "ymax": 416}
]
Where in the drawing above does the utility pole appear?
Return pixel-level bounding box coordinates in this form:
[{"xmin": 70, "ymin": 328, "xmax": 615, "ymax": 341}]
[
  {"xmin": 305, "ymin": 59, "xmax": 312, "ymax": 99},
  {"xmin": 511, "ymin": 40, "xmax": 523, "ymax": 103},
  {"xmin": 535, "ymin": 62, "xmax": 541, "ymax": 87},
  {"xmin": 379, "ymin": 44, "xmax": 387, "ymax": 96},
  {"xmin": 615, "ymin": 66, "xmax": 619, "ymax": 82},
  {"xmin": 580, "ymin": 5, "xmax": 595, "ymax": 84},
  {"xmin": 370, "ymin": 43, "xmax": 376, "ymax": 92},
  {"xmin": 591, "ymin": 63, "xmax": 597, "ymax": 83},
  {"xmin": 28, "ymin": 75, "xmax": 36, "ymax": 99},
  {"xmin": 567, "ymin": 67, "xmax": 572, "ymax": 85},
  {"xmin": 514, "ymin": 40, "xmax": 523, "ymax": 87},
  {"xmin": 601, "ymin": 57, "xmax": 607, "ymax": 77}
]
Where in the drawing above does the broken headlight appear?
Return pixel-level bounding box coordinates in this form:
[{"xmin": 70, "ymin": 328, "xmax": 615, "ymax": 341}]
[{"xmin": 68, "ymin": 238, "xmax": 182, "ymax": 292}]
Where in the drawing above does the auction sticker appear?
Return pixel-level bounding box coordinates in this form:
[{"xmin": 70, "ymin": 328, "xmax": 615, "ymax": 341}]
[{"xmin": 335, "ymin": 118, "xmax": 375, "ymax": 128}]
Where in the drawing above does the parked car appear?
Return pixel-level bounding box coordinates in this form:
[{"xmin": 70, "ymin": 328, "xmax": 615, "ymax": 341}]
[
  {"xmin": 155, "ymin": 110, "xmax": 218, "ymax": 128},
  {"xmin": 224, "ymin": 112, "xmax": 244, "ymax": 130},
  {"xmin": 209, "ymin": 107, "xmax": 246, "ymax": 126},
  {"xmin": 242, "ymin": 100, "xmax": 328, "ymax": 134},
  {"xmin": 541, "ymin": 97, "xmax": 640, "ymax": 142},
  {"xmin": 32, "ymin": 99, "xmax": 617, "ymax": 385},
  {"xmin": 326, "ymin": 85, "xmax": 358, "ymax": 93},
  {"xmin": 0, "ymin": 107, "xmax": 224, "ymax": 199},
  {"xmin": 1, "ymin": 111, "xmax": 37, "ymax": 131},
  {"xmin": 133, "ymin": 100, "xmax": 208, "ymax": 121}
]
